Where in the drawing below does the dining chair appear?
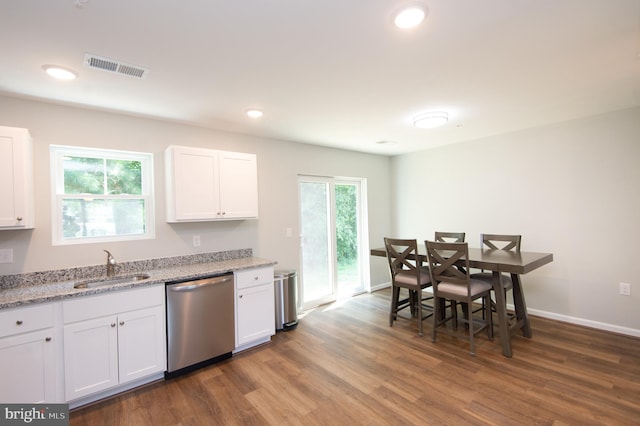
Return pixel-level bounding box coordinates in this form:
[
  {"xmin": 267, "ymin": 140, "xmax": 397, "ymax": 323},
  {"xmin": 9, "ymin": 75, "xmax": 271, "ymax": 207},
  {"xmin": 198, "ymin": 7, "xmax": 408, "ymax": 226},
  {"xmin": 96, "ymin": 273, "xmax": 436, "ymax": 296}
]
[
  {"xmin": 434, "ymin": 231, "xmax": 465, "ymax": 243},
  {"xmin": 434, "ymin": 232, "xmax": 468, "ymax": 319},
  {"xmin": 425, "ymin": 240, "xmax": 493, "ymax": 356},
  {"xmin": 384, "ymin": 237, "xmax": 433, "ymax": 336},
  {"xmin": 471, "ymin": 234, "xmax": 522, "ymax": 315}
]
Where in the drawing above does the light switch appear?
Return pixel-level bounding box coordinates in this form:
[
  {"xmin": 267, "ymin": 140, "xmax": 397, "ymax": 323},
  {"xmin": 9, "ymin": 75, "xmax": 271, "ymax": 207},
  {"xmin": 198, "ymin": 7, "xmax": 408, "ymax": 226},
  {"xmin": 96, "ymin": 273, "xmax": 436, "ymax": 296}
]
[
  {"xmin": 0, "ymin": 249, "xmax": 13, "ymax": 264},
  {"xmin": 286, "ymin": 228, "xmax": 293, "ymax": 238}
]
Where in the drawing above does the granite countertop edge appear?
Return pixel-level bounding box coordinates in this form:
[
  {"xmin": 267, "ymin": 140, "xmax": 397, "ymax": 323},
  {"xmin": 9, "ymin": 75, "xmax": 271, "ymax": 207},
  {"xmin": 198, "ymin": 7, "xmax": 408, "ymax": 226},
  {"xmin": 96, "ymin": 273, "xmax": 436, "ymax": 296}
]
[{"xmin": 0, "ymin": 257, "xmax": 276, "ymax": 310}]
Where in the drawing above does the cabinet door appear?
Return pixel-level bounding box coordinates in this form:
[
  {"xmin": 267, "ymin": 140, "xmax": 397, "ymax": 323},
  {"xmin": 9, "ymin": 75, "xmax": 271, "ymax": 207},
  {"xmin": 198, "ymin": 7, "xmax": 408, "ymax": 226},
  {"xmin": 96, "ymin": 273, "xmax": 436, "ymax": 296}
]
[
  {"xmin": 236, "ymin": 282, "xmax": 275, "ymax": 347},
  {"xmin": 64, "ymin": 316, "xmax": 119, "ymax": 401},
  {"xmin": 166, "ymin": 146, "xmax": 220, "ymax": 221},
  {"xmin": 219, "ymin": 151, "xmax": 258, "ymax": 219},
  {"xmin": 0, "ymin": 127, "xmax": 33, "ymax": 229},
  {"xmin": 0, "ymin": 329, "xmax": 56, "ymax": 403},
  {"xmin": 117, "ymin": 306, "xmax": 166, "ymax": 384}
]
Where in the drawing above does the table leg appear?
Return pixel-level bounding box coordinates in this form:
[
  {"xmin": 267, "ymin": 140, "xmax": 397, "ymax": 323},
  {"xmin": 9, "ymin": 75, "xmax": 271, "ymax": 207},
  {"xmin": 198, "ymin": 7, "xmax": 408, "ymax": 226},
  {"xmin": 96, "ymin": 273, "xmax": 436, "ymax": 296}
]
[
  {"xmin": 492, "ymin": 270, "xmax": 512, "ymax": 357},
  {"xmin": 511, "ymin": 274, "xmax": 532, "ymax": 338}
]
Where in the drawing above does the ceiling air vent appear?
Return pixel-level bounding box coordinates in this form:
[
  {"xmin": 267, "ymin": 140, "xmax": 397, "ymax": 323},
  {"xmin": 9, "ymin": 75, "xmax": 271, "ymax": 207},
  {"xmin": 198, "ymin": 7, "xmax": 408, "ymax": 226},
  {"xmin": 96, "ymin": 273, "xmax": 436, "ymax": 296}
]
[{"xmin": 83, "ymin": 53, "xmax": 149, "ymax": 79}]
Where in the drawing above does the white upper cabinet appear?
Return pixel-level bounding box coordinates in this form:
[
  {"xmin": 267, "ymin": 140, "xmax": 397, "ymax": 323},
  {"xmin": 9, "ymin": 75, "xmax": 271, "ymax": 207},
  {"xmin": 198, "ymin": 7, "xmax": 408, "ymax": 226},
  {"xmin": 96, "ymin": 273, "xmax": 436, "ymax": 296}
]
[
  {"xmin": 0, "ymin": 126, "xmax": 34, "ymax": 229},
  {"xmin": 165, "ymin": 145, "xmax": 258, "ymax": 222}
]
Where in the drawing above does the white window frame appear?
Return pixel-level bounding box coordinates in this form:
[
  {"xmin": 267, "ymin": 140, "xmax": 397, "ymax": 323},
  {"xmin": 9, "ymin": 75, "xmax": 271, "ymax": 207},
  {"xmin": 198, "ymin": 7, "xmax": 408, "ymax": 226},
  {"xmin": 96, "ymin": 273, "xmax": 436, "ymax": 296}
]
[{"xmin": 50, "ymin": 145, "xmax": 155, "ymax": 246}]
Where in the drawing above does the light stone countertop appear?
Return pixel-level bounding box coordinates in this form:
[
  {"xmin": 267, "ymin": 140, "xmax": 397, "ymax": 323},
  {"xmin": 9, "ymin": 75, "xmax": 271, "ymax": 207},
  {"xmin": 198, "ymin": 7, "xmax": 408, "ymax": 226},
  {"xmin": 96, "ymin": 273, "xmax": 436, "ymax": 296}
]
[{"xmin": 0, "ymin": 256, "xmax": 276, "ymax": 310}]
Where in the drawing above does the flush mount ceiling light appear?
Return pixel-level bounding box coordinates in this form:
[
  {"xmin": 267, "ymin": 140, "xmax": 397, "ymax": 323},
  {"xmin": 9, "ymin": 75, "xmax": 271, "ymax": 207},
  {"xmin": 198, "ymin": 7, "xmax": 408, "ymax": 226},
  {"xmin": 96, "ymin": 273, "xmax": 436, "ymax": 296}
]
[
  {"xmin": 413, "ymin": 111, "xmax": 448, "ymax": 128},
  {"xmin": 246, "ymin": 109, "xmax": 263, "ymax": 119},
  {"xmin": 43, "ymin": 65, "xmax": 77, "ymax": 80},
  {"xmin": 393, "ymin": 3, "xmax": 427, "ymax": 29}
]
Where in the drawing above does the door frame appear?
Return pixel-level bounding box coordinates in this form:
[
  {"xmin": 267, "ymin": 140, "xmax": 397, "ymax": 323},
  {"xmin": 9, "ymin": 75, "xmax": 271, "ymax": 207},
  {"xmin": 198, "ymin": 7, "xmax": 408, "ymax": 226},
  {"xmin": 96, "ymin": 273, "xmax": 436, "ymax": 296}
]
[{"xmin": 297, "ymin": 175, "xmax": 370, "ymax": 310}]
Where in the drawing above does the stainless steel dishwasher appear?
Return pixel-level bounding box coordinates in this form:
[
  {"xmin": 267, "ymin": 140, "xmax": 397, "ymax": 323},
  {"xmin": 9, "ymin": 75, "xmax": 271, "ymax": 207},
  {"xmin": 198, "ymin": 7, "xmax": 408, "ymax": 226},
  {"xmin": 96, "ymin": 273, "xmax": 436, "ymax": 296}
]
[{"xmin": 165, "ymin": 274, "xmax": 234, "ymax": 378}]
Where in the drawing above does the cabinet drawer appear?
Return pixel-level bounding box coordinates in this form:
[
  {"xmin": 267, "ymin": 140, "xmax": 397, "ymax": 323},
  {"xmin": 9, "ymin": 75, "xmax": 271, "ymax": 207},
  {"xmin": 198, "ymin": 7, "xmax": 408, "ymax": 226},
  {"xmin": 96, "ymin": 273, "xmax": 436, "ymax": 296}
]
[
  {"xmin": 0, "ymin": 303, "xmax": 54, "ymax": 337},
  {"xmin": 235, "ymin": 266, "xmax": 274, "ymax": 290},
  {"xmin": 63, "ymin": 285, "xmax": 164, "ymax": 324}
]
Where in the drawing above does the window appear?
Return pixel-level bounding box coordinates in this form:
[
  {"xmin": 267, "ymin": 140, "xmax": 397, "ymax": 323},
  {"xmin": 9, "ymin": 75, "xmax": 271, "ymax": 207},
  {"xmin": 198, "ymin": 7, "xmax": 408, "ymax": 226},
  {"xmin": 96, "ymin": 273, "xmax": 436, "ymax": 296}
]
[{"xmin": 50, "ymin": 145, "xmax": 155, "ymax": 245}]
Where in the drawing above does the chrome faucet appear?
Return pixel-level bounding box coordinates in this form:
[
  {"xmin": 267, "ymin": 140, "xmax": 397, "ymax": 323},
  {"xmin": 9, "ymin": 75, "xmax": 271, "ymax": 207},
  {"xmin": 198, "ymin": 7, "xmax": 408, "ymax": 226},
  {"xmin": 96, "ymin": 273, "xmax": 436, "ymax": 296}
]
[{"xmin": 104, "ymin": 250, "xmax": 116, "ymax": 277}]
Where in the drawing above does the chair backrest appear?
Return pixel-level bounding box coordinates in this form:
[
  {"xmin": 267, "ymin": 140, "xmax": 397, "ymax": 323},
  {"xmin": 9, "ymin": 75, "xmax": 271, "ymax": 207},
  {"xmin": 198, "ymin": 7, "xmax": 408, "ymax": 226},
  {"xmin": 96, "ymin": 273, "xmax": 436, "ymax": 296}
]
[
  {"xmin": 425, "ymin": 240, "xmax": 471, "ymax": 292},
  {"xmin": 384, "ymin": 238, "xmax": 420, "ymax": 279},
  {"xmin": 481, "ymin": 234, "xmax": 521, "ymax": 251},
  {"xmin": 434, "ymin": 231, "xmax": 465, "ymax": 243}
]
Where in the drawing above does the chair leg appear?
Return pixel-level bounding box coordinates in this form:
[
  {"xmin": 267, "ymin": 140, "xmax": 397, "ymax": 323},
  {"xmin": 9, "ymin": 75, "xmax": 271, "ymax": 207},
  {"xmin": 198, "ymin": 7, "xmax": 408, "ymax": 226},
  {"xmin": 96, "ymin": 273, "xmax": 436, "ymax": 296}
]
[
  {"xmin": 452, "ymin": 301, "xmax": 458, "ymax": 330},
  {"xmin": 485, "ymin": 295, "xmax": 494, "ymax": 341},
  {"xmin": 468, "ymin": 299, "xmax": 476, "ymax": 357},
  {"xmin": 389, "ymin": 285, "xmax": 400, "ymax": 326},
  {"xmin": 431, "ymin": 295, "xmax": 439, "ymax": 343},
  {"xmin": 416, "ymin": 288, "xmax": 423, "ymax": 336}
]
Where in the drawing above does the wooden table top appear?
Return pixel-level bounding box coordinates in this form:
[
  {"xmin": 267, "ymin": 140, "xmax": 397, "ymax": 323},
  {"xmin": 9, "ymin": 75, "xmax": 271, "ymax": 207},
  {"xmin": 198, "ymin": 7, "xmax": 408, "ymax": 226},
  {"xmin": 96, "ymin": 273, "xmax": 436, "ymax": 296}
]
[{"xmin": 370, "ymin": 247, "xmax": 553, "ymax": 275}]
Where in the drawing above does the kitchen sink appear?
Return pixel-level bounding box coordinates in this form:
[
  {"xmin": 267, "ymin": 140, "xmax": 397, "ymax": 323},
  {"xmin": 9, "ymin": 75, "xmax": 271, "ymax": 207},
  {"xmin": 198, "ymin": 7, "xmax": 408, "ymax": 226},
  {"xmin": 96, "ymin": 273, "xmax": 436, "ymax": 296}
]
[{"xmin": 73, "ymin": 274, "xmax": 151, "ymax": 289}]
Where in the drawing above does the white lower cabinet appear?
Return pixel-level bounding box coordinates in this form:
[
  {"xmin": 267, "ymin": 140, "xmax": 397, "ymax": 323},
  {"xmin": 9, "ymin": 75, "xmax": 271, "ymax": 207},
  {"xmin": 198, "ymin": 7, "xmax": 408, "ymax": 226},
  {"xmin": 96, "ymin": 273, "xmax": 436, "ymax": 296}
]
[
  {"xmin": 0, "ymin": 303, "xmax": 60, "ymax": 403},
  {"xmin": 63, "ymin": 315, "xmax": 118, "ymax": 398},
  {"xmin": 235, "ymin": 266, "xmax": 275, "ymax": 351},
  {"xmin": 62, "ymin": 286, "xmax": 166, "ymax": 403}
]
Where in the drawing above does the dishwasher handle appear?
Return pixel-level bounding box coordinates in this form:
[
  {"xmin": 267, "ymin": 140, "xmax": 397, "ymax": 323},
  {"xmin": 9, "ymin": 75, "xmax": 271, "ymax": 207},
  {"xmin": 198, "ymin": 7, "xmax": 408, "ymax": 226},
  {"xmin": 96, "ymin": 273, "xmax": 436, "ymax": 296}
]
[{"xmin": 167, "ymin": 275, "xmax": 233, "ymax": 292}]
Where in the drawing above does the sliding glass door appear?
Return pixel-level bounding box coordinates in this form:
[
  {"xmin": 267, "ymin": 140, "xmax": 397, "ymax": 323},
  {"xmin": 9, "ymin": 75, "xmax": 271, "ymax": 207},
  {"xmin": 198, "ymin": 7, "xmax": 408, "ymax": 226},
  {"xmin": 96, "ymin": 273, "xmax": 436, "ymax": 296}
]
[{"xmin": 298, "ymin": 176, "xmax": 366, "ymax": 309}]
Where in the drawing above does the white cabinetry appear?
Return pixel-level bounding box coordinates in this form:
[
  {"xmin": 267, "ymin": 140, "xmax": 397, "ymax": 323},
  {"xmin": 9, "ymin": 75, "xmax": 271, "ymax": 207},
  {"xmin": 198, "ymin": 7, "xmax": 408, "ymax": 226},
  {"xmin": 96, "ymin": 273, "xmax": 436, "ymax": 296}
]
[
  {"xmin": 62, "ymin": 286, "xmax": 165, "ymax": 403},
  {"xmin": 234, "ymin": 266, "xmax": 275, "ymax": 352},
  {"xmin": 0, "ymin": 303, "xmax": 60, "ymax": 403},
  {"xmin": 0, "ymin": 126, "xmax": 34, "ymax": 229},
  {"xmin": 165, "ymin": 145, "xmax": 258, "ymax": 222}
]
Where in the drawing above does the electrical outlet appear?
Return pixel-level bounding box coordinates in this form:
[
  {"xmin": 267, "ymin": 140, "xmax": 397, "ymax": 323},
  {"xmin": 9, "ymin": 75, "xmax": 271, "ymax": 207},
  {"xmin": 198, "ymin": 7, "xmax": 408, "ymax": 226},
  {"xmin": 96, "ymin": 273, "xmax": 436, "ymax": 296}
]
[
  {"xmin": 0, "ymin": 249, "xmax": 13, "ymax": 264},
  {"xmin": 192, "ymin": 235, "xmax": 201, "ymax": 247},
  {"xmin": 619, "ymin": 282, "xmax": 631, "ymax": 296}
]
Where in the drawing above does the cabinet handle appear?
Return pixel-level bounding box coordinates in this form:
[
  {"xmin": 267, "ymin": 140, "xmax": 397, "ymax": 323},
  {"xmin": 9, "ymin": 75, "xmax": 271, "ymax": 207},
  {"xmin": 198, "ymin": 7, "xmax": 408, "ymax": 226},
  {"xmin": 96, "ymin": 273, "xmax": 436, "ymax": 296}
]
[
  {"xmin": 45, "ymin": 337, "xmax": 52, "ymax": 342},
  {"xmin": 16, "ymin": 320, "xmax": 23, "ymax": 325},
  {"xmin": 111, "ymin": 323, "xmax": 116, "ymax": 327},
  {"xmin": 119, "ymin": 321, "xmax": 125, "ymax": 326},
  {"xmin": 239, "ymin": 295, "xmax": 243, "ymax": 299},
  {"xmin": 16, "ymin": 217, "xmax": 23, "ymax": 221}
]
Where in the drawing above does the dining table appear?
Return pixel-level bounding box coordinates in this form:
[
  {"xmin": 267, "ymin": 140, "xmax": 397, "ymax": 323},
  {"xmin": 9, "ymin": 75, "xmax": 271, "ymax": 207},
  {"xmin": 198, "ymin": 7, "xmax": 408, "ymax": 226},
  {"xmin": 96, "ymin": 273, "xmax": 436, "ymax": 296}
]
[{"xmin": 370, "ymin": 246, "xmax": 553, "ymax": 357}]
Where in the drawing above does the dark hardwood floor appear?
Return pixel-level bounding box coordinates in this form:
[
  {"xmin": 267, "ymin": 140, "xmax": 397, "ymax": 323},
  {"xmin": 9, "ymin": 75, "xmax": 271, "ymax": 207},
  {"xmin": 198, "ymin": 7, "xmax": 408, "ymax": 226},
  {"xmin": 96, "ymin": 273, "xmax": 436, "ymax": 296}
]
[{"xmin": 70, "ymin": 289, "xmax": 640, "ymax": 425}]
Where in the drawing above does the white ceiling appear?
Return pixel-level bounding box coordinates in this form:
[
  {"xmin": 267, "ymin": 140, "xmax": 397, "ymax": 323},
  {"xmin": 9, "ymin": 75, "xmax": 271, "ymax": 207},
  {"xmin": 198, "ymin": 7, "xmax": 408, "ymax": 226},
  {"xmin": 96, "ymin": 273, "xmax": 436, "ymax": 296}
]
[{"xmin": 1, "ymin": 0, "xmax": 639, "ymax": 155}]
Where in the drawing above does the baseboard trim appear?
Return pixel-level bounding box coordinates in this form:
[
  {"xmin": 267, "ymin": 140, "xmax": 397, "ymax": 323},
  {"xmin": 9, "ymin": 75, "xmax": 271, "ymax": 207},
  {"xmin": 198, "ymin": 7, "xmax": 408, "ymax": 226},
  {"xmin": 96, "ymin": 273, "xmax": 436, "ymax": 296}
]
[
  {"xmin": 526, "ymin": 307, "xmax": 640, "ymax": 338},
  {"xmin": 370, "ymin": 282, "xmax": 391, "ymax": 293}
]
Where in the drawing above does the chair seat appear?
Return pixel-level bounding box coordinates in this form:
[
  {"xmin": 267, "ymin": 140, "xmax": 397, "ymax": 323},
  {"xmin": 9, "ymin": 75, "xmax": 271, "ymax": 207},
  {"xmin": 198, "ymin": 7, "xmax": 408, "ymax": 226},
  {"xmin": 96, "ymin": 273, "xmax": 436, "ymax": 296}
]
[
  {"xmin": 394, "ymin": 269, "xmax": 431, "ymax": 286},
  {"xmin": 470, "ymin": 272, "xmax": 513, "ymax": 290},
  {"xmin": 436, "ymin": 279, "xmax": 492, "ymax": 297}
]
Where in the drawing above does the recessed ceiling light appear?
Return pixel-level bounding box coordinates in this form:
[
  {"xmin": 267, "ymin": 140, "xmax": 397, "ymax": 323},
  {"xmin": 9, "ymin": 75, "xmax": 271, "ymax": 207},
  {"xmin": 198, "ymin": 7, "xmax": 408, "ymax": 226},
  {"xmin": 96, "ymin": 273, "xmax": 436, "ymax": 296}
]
[
  {"xmin": 246, "ymin": 109, "xmax": 263, "ymax": 119},
  {"xmin": 43, "ymin": 65, "xmax": 77, "ymax": 80},
  {"xmin": 393, "ymin": 3, "xmax": 427, "ymax": 29},
  {"xmin": 414, "ymin": 111, "xmax": 448, "ymax": 128}
]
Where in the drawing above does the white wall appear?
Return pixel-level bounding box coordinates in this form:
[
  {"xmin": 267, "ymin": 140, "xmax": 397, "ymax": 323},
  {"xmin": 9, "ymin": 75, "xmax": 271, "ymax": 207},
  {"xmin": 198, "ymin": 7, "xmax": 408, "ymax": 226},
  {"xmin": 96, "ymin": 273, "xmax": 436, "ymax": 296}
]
[
  {"xmin": 385, "ymin": 107, "xmax": 640, "ymax": 335},
  {"xmin": 3, "ymin": 94, "xmax": 637, "ymax": 335},
  {"xmin": 0, "ymin": 95, "xmax": 392, "ymax": 282}
]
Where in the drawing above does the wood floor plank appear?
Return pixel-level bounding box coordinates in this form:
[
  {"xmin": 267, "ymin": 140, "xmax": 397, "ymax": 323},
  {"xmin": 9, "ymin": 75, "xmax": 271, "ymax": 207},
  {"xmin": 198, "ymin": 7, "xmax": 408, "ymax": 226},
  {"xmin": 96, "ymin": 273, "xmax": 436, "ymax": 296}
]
[{"xmin": 70, "ymin": 289, "xmax": 640, "ymax": 425}]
